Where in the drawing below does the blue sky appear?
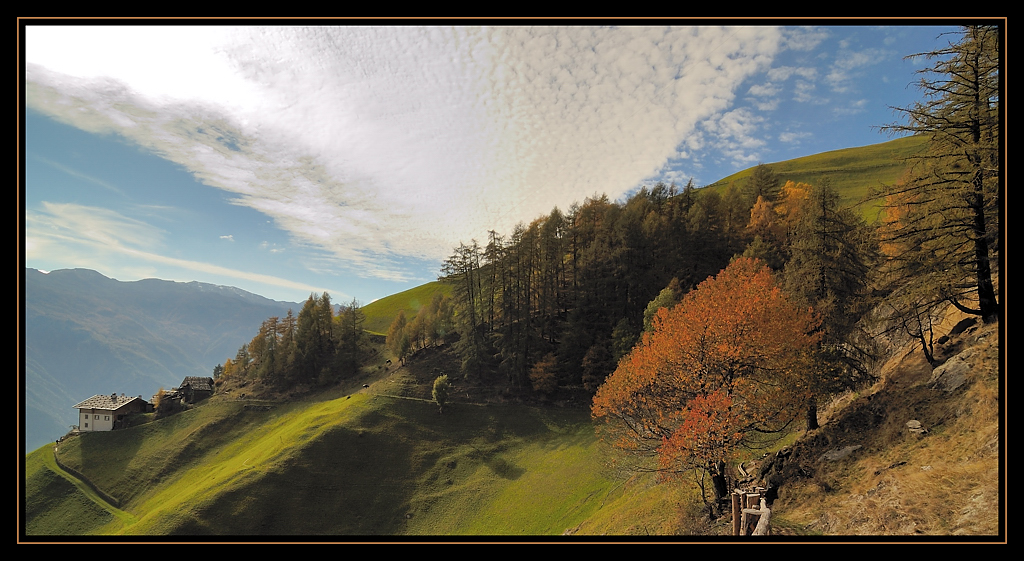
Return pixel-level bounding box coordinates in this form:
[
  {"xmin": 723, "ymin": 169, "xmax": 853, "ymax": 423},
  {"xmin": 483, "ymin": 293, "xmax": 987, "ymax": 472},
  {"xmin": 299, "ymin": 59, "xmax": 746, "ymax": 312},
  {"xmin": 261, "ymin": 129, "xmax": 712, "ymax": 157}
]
[{"xmin": 22, "ymin": 23, "xmax": 964, "ymax": 306}]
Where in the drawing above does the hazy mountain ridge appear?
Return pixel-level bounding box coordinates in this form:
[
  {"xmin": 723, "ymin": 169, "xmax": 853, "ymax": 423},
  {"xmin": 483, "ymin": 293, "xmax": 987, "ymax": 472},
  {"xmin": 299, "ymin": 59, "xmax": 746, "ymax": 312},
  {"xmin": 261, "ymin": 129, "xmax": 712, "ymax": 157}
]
[{"xmin": 23, "ymin": 268, "xmax": 299, "ymax": 451}]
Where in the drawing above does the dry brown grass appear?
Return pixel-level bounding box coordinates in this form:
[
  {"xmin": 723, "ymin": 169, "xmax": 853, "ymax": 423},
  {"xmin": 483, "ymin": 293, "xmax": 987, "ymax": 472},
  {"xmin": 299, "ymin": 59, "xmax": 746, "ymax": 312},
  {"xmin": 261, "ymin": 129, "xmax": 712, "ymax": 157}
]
[{"xmin": 771, "ymin": 309, "xmax": 1001, "ymax": 537}]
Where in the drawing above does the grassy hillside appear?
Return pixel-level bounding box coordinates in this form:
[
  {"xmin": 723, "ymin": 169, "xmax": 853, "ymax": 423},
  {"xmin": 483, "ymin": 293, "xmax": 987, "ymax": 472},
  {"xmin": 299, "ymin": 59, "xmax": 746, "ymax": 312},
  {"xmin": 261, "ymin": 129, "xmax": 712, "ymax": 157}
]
[
  {"xmin": 24, "ymin": 447, "xmax": 134, "ymax": 535},
  {"xmin": 362, "ymin": 281, "xmax": 452, "ymax": 336},
  {"xmin": 704, "ymin": 134, "xmax": 928, "ymax": 222},
  {"xmin": 29, "ymin": 303, "xmax": 991, "ymax": 540},
  {"xmin": 23, "ymin": 301, "xmax": 1000, "ymax": 539},
  {"xmin": 23, "ymin": 135, "xmax": 999, "ymax": 539},
  {"xmin": 28, "ymin": 362, "xmax": 686, "ymax": 537}
]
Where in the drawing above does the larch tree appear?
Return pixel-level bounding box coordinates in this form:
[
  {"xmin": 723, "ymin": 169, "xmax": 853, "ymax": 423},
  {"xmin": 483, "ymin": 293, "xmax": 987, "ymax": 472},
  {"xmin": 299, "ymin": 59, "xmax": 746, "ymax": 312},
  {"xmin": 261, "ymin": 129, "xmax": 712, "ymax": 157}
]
[
  {"xmin": 529, "ymin": 352, "xmax": 559, "ymax": 395},
  {"xmin": 233, "ymin": 344, "xmax": 252, "ymax": 379},
  {"xmin": 581, "ymin": 342, "xmax": 614, "ymax": 392},
  {"xmin": 221, "ymin": 357, "xmax": 236, "ymax": 379},
  {"xmin": 441, "ymin": 241, "xmax": 486, "ymax": 376},
  {"xmin": 743, "ymin": 163, "xmax": 783, "ymax": 207},
  {"xmin": 153, "ymin": 388, "xmax": 168, "ymax": 417},
  {"xmin": 878, "ymin": 24, "xmax": 1001, "ymax": 324},
  {"xmin": 783, "ymin": 180, "xmax": 877, "ymax": 429},
  {"xmin": 591, "ymin": 257, "xmax": 820, "ymax": 509},
  {"xmin": 386, "ymin": 310, "xmax": 407, "ymax": 363},
  {"xmin": 276, "ymin": 309, "xmax": 297, "ymax": 376},
  {"xmin": 295, "ymin": 294, "xmax": 320, "ymax": 381},
  {"xmin": 335, "ymin": 298, "xmax": 365, "ymax": 371}
]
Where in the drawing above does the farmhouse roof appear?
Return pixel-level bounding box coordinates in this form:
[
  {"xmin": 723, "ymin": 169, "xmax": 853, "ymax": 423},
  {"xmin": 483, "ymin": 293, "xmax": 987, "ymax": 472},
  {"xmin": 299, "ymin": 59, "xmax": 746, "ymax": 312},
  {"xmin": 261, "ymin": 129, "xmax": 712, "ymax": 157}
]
[
  {"xmin": 179, "ymin": 377, "xmax": 214, "ymax": 392},
  {"xmin": 73, "ymin": 394, "xmax": 145, "ymax": 411}
]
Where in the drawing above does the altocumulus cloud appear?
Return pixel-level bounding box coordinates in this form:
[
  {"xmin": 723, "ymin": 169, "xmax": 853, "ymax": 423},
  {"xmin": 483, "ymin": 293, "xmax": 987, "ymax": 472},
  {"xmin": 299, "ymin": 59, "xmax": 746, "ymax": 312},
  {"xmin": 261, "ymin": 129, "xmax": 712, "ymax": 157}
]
[{"xmin": 26, "ymin": 25, "xmax": 785, "ymax": 282}]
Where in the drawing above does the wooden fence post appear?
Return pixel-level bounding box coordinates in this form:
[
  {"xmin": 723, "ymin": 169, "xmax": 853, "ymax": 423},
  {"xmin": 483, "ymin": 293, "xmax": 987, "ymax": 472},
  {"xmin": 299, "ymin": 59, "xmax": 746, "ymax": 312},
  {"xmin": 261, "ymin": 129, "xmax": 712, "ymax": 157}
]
[
  {"xmin": 735, "ymin": 488, "xmax": 772, "ymax": 536},
  {"xmin": 752, "ymin": 498, "xmax": 772, "ymax": 536},
  {"xmin": 731, "ymin": 491, "xmax": 741, "ymax": 536}
]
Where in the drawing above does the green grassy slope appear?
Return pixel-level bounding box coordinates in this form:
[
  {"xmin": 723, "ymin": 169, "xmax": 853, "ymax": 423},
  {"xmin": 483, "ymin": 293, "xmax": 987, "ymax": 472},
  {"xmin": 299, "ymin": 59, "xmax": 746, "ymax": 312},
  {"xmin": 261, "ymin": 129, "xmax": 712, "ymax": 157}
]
[
  {"xmin": 361, "ymin": 281, "xmax": 452, "ymax": 335},
  {"xmin": 24, "ymin": 447, "xmax": 135, "ymax": 535},
  {"xmin": 26, "ymin": 136, "xmax": 969, "ymax": 538},
  {"xmin": 30, "ymin": 370, "xmax": 662, "ymax": 536},
  {"xmin": 28, "ymin": 316, "xmax": 997, "ymax": 537},
  {"xmin": 704, "ymin": 135, "xmax": 928, "ymax": 222}
]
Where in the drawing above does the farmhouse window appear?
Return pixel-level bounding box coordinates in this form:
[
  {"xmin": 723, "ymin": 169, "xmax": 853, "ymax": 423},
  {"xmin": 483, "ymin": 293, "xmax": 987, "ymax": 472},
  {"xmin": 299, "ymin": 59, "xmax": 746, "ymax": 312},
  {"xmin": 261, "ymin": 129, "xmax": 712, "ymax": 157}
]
[
  {"xmin": 95, "ymin": 415, "xmax": 99, "ymax": 420},
  {"xmin": 84, "ymin": 423, "xmax": 88, "ymax": 428},
  {"xmin": 105, "ymin": 416, "xmax": 110, "ymax": 421}
]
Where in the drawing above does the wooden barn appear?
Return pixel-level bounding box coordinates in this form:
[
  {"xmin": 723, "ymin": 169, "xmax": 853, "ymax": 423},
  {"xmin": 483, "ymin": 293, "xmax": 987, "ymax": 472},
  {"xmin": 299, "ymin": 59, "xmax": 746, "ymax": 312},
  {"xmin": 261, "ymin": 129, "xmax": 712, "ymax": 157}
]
[{"xmin": 177, "ymin": 376, "xmax": 215, "ymax": 403}]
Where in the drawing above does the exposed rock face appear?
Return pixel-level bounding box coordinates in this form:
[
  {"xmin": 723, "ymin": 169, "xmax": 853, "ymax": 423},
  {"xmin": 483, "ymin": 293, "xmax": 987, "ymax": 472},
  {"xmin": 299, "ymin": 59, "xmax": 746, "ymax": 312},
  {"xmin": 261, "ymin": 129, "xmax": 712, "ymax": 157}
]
[
  {"xmin": 930, "ymin": 352, "xmax": 971, "ymax": 392},
  {"xmin": 906, "ymin": 420, "xmax": 927, "ymax": 434},
  {"xmin": 819, "ymin": 445, "xmax": 862, "ymax": 462}
]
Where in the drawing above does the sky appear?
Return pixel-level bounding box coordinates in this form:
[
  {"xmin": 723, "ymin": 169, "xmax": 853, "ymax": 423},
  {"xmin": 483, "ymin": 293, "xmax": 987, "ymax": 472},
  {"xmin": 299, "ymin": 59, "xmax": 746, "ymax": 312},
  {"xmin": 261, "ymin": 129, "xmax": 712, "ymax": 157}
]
[{"xmin": 22, "ymin": 22, "xmax": 966, "ymax": 307}]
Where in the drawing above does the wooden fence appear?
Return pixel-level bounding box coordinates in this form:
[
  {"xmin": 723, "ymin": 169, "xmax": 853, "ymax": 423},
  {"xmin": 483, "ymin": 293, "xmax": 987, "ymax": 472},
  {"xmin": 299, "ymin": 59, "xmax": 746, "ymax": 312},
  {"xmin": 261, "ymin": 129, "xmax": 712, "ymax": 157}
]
[{"xmin": 732, "ymin": 487, "xmax": 771, "ymax": 536}]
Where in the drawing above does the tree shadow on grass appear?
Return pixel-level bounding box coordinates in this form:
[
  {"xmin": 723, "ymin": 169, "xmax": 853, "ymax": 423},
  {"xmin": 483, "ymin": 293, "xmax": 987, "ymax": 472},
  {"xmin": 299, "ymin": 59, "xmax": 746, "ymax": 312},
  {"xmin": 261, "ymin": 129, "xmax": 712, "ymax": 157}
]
[{"xmin": 467, "ymin": 444, "xmax": 525, "ymax": 480}]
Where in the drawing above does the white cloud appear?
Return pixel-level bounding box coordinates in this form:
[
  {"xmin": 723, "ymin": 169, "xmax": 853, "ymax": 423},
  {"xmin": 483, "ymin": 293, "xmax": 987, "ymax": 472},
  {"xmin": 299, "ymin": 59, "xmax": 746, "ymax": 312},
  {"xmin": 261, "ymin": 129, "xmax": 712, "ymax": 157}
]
[
  {"xmin": 793, "ymin": 79, "xmax": 822, "ymax": 104},
  {"xmin": 260, "ymin": 241, "xmax": 284, "ymax": 253},
  {"xmin": 826, "ymin": 48, "xmax": 889, "ymax": 94},
  {"xmin": 833, "ymin": 98, "xmax": 870, "ymax": 117},
  {"xmin": 782, "ymin": 27, "xmax": 830, "ymax": 51},
  {"xmin": 778, "ymin": 131, "xmax": 812, "ymax": 144},
  {"xmin": 32, "ymin": 155, "xmax": 125, "ymax": 195},
  {"xmin": 26, "ymin": 202, "xmax": 334, "ymax": 297},
  {"xmin": 748, "ymin": 83, "xmax": 781, "ymax": 98},
  {"xmin": 748, "ymin": 65, "xmax": 821, "ymax": 110},
  {"xmin": 766, "ymin": 65, "xmax": 817, "ymax": 82},
  {"xmin": 26, "ymin": 25, "xmax": 785, "ymax": 280}
]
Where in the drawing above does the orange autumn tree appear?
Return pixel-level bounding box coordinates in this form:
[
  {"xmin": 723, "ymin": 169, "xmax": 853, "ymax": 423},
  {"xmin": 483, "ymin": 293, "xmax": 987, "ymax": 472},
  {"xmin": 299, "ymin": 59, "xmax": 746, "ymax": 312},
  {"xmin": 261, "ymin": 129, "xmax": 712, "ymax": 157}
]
[{"xmin": 591, "ymin": 257, "xmax": 820, "ymax": 505}]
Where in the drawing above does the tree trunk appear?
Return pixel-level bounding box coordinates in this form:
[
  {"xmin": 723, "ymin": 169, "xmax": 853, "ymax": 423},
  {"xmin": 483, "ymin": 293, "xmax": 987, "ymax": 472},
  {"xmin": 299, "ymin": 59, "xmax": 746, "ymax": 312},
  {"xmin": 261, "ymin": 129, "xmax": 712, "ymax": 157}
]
[
  {"xmin": 712, "ymin": 460, "xmax": 729, "ymax": 504},
  {"xmin": 971, "ymin": 183, "xmax": 999, "ymax": 324},
  {"xmin": 806, "ymin": 397, "xmax": 819, "ymax": 431}
]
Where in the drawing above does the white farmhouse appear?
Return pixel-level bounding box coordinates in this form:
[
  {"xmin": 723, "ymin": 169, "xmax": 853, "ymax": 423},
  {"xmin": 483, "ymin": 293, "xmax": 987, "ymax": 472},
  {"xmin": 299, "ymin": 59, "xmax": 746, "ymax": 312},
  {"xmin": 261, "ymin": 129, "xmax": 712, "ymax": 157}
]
[{"xmin": 73, "ymin": 393, "xmax": 150, "ymax": 432}]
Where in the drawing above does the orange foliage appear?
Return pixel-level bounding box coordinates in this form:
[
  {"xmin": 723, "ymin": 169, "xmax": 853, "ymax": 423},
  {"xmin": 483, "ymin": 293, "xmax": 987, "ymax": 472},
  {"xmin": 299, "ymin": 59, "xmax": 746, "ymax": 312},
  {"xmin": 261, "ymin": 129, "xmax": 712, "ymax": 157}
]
[
  {"xmin": 591, "ymin": 257, "xmax": 819, "ymax": 473},
  {"xmin": 774, "ymin": 180, "xmax": 811, "ymax": 226},
  {"xmin": 879, "ymin": 191, "xmax": 916, "ymax": 258},
  {"xmin": 658, "ymin": 390, "xmax": 744, "ymax": 476},
  {"xmin": 746, "ymin": 195, "xmax": 777, "ymax": 239},
  {"xmin": 530, "ymin": 353, "xmax": 559, "ymax": 395},
  {"xmin": 221, "ymin": 357, "xmax": 236, "ymax": 379}
]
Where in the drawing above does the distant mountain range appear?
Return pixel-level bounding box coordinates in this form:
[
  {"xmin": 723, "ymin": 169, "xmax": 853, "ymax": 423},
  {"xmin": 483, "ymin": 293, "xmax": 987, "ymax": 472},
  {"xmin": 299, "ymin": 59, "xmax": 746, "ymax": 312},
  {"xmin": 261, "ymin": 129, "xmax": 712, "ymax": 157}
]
[{"xmin": 22, "ymin": 268, "xmax": 299, "ymax": 451}]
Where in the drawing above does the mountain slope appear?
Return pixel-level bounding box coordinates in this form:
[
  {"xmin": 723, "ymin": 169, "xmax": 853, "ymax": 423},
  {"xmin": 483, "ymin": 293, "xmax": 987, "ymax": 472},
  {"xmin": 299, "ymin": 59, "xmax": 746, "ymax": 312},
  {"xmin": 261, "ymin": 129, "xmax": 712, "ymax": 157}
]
[
  {"xmin": 764, "ymin": 308, "xmax": 1001, "ymax": 536},
  {"xmin": 26, "ymin": 308, "xmax": 999, "ymax": 537},
  {"xmin": 705, "ymin": 134, "xmax": 928, "ymax": 221},
  {"xmin": 32, "ymin": 376, "xmax": 633, "ymax": 536},
  {"xmin": 23, "ymin": 268, "xmax": 298, "ymax": 451},
  {"xmin": 22, "ymin": 136, "xmax": 1000, "ymax": 539},
  {"xmin": 361, "ymin": 281, "xmax": 452, "ymax": 335}
]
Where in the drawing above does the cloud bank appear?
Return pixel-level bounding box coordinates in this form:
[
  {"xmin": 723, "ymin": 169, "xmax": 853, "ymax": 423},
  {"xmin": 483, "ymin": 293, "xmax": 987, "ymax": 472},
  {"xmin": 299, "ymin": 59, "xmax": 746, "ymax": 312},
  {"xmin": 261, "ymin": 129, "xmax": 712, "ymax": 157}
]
[{"xmin": 26, "ymin": 25, "xmax": 785, "ymax": 281}]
